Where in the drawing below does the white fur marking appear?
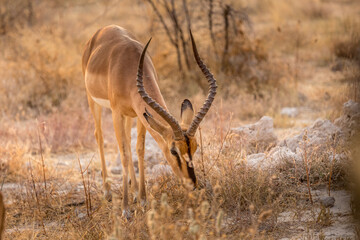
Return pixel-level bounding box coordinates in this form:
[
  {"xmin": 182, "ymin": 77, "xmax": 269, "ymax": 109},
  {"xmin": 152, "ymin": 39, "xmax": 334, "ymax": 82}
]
[{"xmin": 92, "ymin": 96, "xmax": 111, "ymax": 108}]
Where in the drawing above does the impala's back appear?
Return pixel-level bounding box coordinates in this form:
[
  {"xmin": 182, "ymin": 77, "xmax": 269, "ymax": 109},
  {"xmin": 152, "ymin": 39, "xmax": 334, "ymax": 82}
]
[{"xmin": 82, "ymin": 25, "xmax": 165, "ymax": 117}]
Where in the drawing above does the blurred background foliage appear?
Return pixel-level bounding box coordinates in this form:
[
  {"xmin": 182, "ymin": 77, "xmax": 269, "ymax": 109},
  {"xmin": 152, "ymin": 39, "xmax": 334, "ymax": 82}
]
[{"xmin": 0, "ymin": 0, "xmax": 358, "ymax": 122}]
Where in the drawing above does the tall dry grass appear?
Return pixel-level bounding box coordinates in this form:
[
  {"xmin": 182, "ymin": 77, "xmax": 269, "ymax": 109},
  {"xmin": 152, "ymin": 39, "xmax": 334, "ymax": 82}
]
[{"xmin": 0, "ymin": 115, "xmax": 351, "ymax": 239}]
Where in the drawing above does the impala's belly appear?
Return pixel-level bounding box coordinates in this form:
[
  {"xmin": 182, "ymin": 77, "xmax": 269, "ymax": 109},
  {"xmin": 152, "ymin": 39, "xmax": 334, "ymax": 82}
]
[
  {"xmin": 85, "ymin": 70, "xmax": 137, "ymax": 117},
  {"xmin": 91, "ymin": 96, "xmax": 111, "ymax": 108},
  {"xmin": 85, "ymin": 71, "xmax": 108, "ymax": 99},
  {"xmin": 85, "ymin": 71, "xmax": 112, "ymax": 108}
]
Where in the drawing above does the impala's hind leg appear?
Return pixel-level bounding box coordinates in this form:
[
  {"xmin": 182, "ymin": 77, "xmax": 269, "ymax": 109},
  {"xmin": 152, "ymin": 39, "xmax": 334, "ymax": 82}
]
[
  {"xmin": 87, "ymin": 94, "xmax": 111, "ymax": 201},
  {"xmin": 136, "ymin": 119, "xmax": 146, "ymax": 206},
  {"xmin": 125, "ymin": 117, "xmax": 139, "ymax": 202},
  {"xmin": 112, "ymin": 111, "xmax": 132, "ymax": 219}
]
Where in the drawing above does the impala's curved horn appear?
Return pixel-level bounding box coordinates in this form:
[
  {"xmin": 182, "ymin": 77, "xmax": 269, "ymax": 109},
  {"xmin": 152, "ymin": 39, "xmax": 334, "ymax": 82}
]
[
  {"xmin": 186, "ymin": 30, "xmax": 217, "ymax": 137},
  {"xmin": 136, "ymin": 38, "xmax": 184, "ymax": 140}
]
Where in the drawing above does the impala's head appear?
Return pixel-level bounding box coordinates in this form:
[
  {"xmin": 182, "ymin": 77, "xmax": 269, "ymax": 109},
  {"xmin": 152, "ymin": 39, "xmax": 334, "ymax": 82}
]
[
  {"xmin": 142, "ymin": 99, "xmax": 198, "ymax": 185},
  {"xmin": 136, "ymin": 31, "xmax": 217, "ymax": 186}
]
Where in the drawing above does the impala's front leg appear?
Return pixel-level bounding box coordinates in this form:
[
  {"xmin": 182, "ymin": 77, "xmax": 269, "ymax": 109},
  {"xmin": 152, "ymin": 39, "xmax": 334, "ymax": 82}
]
[
  {"xmin": 125, "ymin": 117, "xmax": 139, "ymax": 201},
  {"xmin": 112, "ymin": 112, "xmax": 132, "ymax": 219}
]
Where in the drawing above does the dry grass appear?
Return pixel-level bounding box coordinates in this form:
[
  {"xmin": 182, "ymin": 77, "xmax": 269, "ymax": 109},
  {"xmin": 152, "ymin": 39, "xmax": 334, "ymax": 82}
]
[
  {"xmin": 0, "ymin": 119, "xmax": 351, "ymax": 239},
  {"xmin": 0, "ymin": 0, "xmax": 359, "ymax": 239},
  {"xmin": 333, "ymin": 17, "xmax": 360, "ymax": 63}
]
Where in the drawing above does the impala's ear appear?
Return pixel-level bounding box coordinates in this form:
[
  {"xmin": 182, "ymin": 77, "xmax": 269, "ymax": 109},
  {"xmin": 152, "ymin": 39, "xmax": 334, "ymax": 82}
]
[
  {"xmin": 143, "ymin": 109, "xmax": 169, "ymax": 137},
  {"xmin": 181, "ymin": 99, "xmax": 194, "ymax": 129}
]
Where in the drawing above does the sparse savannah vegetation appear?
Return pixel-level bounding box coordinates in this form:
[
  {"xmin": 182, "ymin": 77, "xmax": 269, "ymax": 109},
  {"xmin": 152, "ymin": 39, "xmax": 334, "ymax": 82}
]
[{"xmin": 0, "ymin": 0, "xmax": 359, "ymax": 239}]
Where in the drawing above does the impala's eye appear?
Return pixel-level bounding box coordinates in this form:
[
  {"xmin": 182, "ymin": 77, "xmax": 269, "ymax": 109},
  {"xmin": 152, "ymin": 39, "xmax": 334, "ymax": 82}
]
[{"xmin": 170, "ymin": 148, "xmax": 178, "ymax": 156}]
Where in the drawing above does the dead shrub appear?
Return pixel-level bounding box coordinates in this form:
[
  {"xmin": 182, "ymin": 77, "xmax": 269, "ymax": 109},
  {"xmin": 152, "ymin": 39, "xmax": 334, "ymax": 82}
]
[
  {"xmin": 333, "ymin": 19, "xmax": 360, "ymax": 63},
  {"xmin": 332, "ymin": 18, "xmax": 360, "ymax": 102},
  {"xmin": 301, "ymin": 2, "xmax": 330, "ymax": 20},
  {"xmin": 333, "ymin": 38, "xmax": 360, "ymax": 63},
  {"xmin": 146, "ymin": 0, "xmax": 274, "ymax": 96},
  {"xmin": 1, "ymin": 26, "xmax": 82, "ymax": 117},
  {"xmin": 0, "ymin": 0, "xmax": 34, "ymax": 35}
]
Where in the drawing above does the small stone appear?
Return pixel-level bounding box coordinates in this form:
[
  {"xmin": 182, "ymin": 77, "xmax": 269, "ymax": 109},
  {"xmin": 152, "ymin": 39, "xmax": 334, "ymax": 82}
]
[
  {"xmin": 57, "ymin": 162, "xmax": 70, "ymax": 167},
  {"xmin": 231, "ymin": 116, "xmax": 278, "ymax": 153},
  {"xmin": 331, "ymin": 60, "xmax": 345, "ymax": 72},
  {"xmin": 297, "ymin": 226, "xmax": 305, "ymax": 231},
  {"xmin": 319, "ymin": 196, "xmax": 335, "ymax": 208},
  {"xmin": 280, "ymin": 119, "xmax": 341, "ymax": 152},
  {"xmin": 111, "ymin": 166, "xmax": 122, "ymax": 175},
  {"xmin": 240, "ymin": 147, "xmax": 301, "ymax": 170},
  {"xmin": 280, "ymin": 107, "xmax": 299, "ymax": 118},
  {"xmin": 149, "ymin": 164, "xmax": 172, "ymax": 179},
  {"xmin": 77, "ymin": 212, "xmax": 87, "ymax": 219},
  {"xmin": 246, "ymin": 153, "xmax": 266, "ymax": 167}
]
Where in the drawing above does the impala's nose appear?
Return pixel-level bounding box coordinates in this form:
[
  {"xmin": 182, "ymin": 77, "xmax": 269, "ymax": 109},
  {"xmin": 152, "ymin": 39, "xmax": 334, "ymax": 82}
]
[{"xmin": 187, "ymin": 164, "xmax": 197, "ymax": 187}]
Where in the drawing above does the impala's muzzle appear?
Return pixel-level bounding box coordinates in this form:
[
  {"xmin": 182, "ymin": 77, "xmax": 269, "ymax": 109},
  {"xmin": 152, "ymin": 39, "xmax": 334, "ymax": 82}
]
[
  {"xmin": 185, "ymin": 135, "xmax": 197, "ymax": 186},
  {"xmin": 186, "ymin": 162, "xmax": 197, "ymax": 186},
  {"xmin": 170, "ymin": 135, "xmax": 197, "ymax": 186}
]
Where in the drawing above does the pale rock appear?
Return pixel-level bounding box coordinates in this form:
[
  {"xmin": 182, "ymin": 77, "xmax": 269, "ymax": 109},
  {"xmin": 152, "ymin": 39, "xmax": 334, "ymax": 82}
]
[
  {"xmin": 281, "ymin": 100, "xmax": 360, "ymax": 153},
  {"xmin": 115, "ymin": 127, "xmax": 163, "ymax": 172},
  {"xmin": 334, "ymin": 100, "xmax": 360, "ymax": 140},
  {"xmin": 245, "ymin": 153, "xmax": 266, "ymax": 167},
  {"xmin": 231, "ymin": 116, "xmax": 278, "ymax": 153},
  {"xmin": 242, "ymin": 146, "xmax": 300, "ymax": 169},
  {"xmin": 319, "ymin": 196, "xmax": 335, "ymax": 208},
  {"xmin": 76, "ymin": 212, "xmax": 87, "ymax": 219},
  {"xmin": 280, "ymin": 107, "xmax": 299, "ymax": 118},
  {"xmin": 280, "ymin": 119, "xmax": 341, "ymax": 152},
  {"xmin": 110, "ymin": 166, "xmax": 122, "ymax": 175},
  {"xmin": 269, "ymin": 146, "xmax": 301, "ymax": 163},
  {"xmin": 148, "ymin": 164, "xmax": 172, "ymax": 180}
]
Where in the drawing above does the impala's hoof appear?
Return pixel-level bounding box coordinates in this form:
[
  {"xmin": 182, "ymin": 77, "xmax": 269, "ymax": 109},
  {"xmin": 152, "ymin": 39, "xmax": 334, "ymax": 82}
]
[
  {"xmin": 132, "ymin": 191, "xmax": 140, "ymax": 204},
  {"xmin": 122, "ymin": 209, "xmax": 132, "ymax": 221},
  {"xmin": 140, "ymin": 199, "xmax": 147, "ymax": 208},
  {"xmin": 104, "ymin": 190, "xmax": 112, "ymax": 202}
]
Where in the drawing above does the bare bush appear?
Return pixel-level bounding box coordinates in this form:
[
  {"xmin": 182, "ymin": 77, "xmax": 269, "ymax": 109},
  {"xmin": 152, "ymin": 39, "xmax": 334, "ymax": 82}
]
[
  {"xmin": 1, "ymin": 26, "xmax": 82, "ymax": 117},
  {"xmin": 145, "ymin": 0, "xmax": 268, "ymax": 93},
  {"xmin": 333, "ymin": 18, "xmax": 360, "ymax": 102},
  {"xmin": 0, "ymin": 0, "xmax": 34, "ymax": 35}
]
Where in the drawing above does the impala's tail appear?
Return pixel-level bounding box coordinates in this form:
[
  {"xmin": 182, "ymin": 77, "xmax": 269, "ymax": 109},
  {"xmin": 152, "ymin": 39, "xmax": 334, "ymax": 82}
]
[{"xmin": 0, "ymin": 192, "xmax": 4, "ymax": 240}]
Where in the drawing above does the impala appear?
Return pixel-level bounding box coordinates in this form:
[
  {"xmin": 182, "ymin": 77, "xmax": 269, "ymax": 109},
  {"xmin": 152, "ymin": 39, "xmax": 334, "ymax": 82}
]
[{"xmin": 82, "ymin": 25, "xmax": 217, "ymax": 217}]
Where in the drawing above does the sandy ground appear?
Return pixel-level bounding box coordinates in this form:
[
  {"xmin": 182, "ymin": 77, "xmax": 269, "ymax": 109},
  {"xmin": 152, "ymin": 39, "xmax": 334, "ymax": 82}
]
[{"xmin": 278, "ymin": 189, "xmax": 356, "ymax": 239}]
